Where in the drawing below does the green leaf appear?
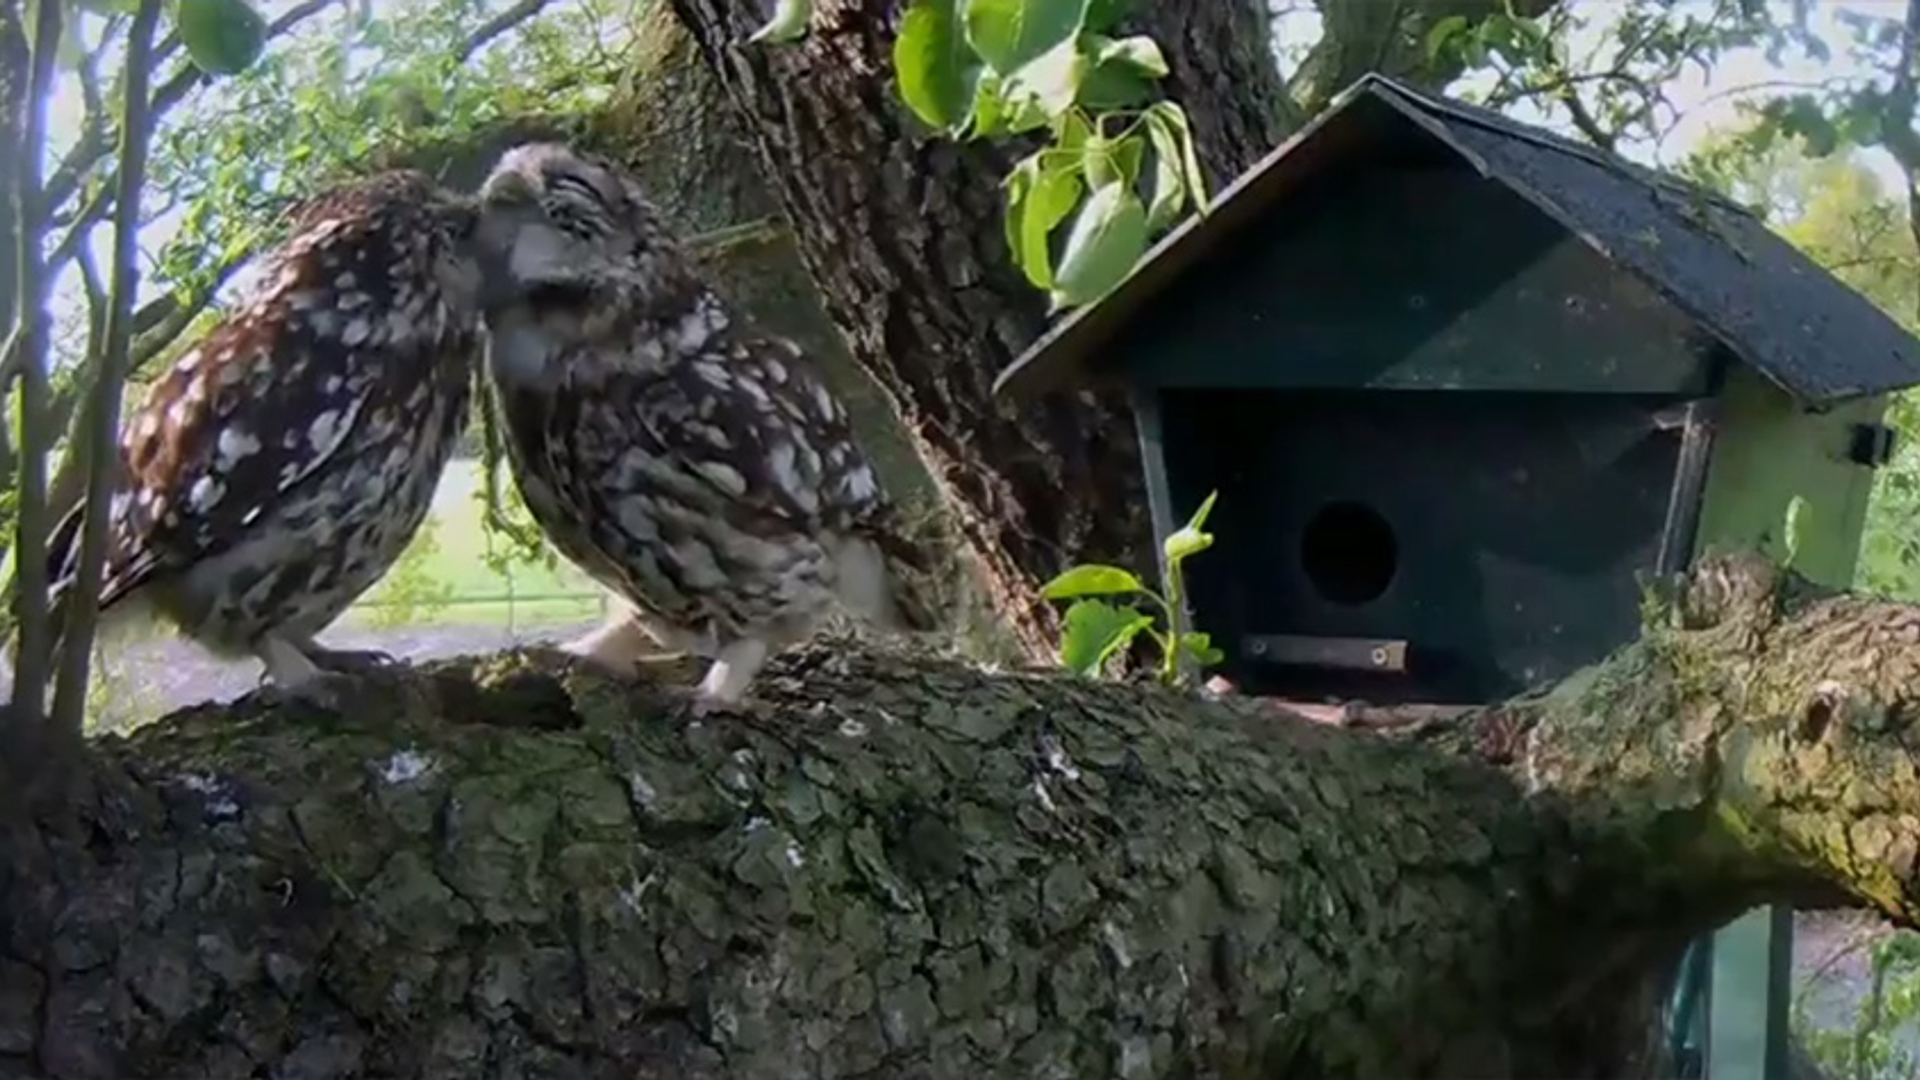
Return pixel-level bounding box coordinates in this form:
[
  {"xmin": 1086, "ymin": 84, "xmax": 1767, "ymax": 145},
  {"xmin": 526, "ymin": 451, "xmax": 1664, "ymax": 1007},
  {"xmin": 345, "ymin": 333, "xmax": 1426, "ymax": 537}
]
[
  {"xmin": 1041, "ymin": 563, "xmax": 1147, "ymax": 599},
  {"xmin": 1143, "ymin": 109, "xmax": 1187, "ymax": 230},
  {"xmin": 1424, "ymin": 14, "xmax": 1469, "ymax": 61},
  {"xmin": 1049, "ymin": 180, "xmax": 1148, "ymax": 309},
  {"xmin": 965, "ymin": 0, "xmax": 1090, "ymax": 74},
  {"xmin": 1055, "ymin": 109, "xmax": 1094, "ymax": 152},
  {"xmin": 748, "ymin": 0, "xmax": 813, "ymax": 43},
  {"xmin": 1089, "ymin": 33, "xmax": 1166, "ymax": 77},
  {"xmin": 894, "ymin": 0, "xmax": 980, "ymax": 132},
  {"xmin": 1002, "ymin": 37, "xmax": 1086, "ymax": 115},
  {"xmin": 1058, "ymin": 599, "xmax": 1154, "ymax": 677},
  {"xmin": 1004, "ymin": 153, "xmax": 1082, "ymax": 289},
  {"xmin": 175, "ymin": 0, "xmax": 269, "ymax": 76},
  {"xmin": 1180, "ymin": 488, "xmax": 1218, "ymax": 533},
  {"xmin": 970, "ymin": 73, "xmax": 1050, "ymax": 137},
  {"xmin": 1076, "ymin": 33, "xmax": 1163, "ymax": 110},
  {"xmin": 1144, "ymin": 101, "xmax": 1209, "ymax": 213},
  {"xmin": 1163, "ymin": 489, "xmax": 1218, "ymax": 564},
  {"xmin": 1179, "ymin": 631, "xmax": 1225, "ymax": 667},
  {"xmin": 1082, "ymin": 131, "xmax": 1144, "ymax": 191}
]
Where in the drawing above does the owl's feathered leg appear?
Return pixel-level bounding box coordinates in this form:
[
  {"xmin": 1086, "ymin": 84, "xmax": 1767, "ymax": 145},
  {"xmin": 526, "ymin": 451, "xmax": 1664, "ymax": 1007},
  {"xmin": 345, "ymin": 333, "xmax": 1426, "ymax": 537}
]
[
  {"xmin": 253, "ymin": 634, "xmax": 357, "ymax": 711},
  {"xmin": 695, "ymin": 637, "xmax": 769, "ymax": 706},
  {"xmin": 559, "ymin": 610, "xmax": 673, "ymax": 676},
  {"xmin": 295, "ymin": 637, "xmax": 400, "ymax": 675}
]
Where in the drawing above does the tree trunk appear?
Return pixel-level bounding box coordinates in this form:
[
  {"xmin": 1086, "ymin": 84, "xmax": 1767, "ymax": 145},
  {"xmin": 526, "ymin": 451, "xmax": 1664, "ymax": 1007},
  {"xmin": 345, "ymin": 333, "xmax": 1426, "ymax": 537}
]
[{"xmin": 0, "ymin": 553, "xmax": 1908, "ymax": 1078}]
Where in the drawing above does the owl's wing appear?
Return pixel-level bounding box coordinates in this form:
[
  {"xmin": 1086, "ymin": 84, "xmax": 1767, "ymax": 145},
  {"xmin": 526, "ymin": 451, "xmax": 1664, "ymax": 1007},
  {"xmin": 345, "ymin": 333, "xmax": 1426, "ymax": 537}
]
[
  {"xmin": 576, "ymin": 331, "xmax": 891, "ymax": 543},
  {"xmin": 53, "ymin": 176, "xmax": 474, "ymax": 607}
]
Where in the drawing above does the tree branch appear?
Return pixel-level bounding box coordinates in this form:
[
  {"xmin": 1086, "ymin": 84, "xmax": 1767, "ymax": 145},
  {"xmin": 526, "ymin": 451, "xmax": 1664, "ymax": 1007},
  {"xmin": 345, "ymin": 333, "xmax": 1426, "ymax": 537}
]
[
  {"xmin": 6, "ymin": 0, "xmax": 65, "ymax": 726},
  {"xmin": 454, "ymin": 0, "xmax": 557, "ymax": 63},
  {"xmin": 3, "ymin": 552, "xmax": 1916, "ymax": 1075},
  {"xmin": 49, "ymin": 0, "xmax": 163, "ymax": 738}
]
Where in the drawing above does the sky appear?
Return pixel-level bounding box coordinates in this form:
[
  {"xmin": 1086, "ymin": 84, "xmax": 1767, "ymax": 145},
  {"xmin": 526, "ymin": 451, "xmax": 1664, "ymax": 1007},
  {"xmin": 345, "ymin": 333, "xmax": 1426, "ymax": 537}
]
[{"xmin": 27, "ymin": 0, "xmax": 1920, "ymax": 363}]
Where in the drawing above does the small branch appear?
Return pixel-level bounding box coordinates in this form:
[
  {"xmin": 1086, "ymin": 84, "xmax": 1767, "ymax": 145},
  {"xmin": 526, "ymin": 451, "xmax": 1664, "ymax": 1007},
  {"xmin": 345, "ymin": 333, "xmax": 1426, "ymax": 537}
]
[
  {"xmin": 7, "ymin": 0, "xmax": 64, "ymax": 726},
  {"xmin": 454, "ymin": 0, "xmax": 556, "ymax": 63},
  {"xmin": 128, "ymin": 258, "xmax": 249, "ymax": 369},
  {"xmin": 50, "ymin": 0, "xmax": 163, "ymax": 737}
]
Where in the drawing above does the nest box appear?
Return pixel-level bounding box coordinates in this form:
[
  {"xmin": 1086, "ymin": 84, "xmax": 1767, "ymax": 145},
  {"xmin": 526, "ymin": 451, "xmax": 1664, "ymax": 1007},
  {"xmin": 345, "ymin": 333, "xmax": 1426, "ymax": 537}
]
[{"xmin": 994, "ymin": 74, "xmax": 1920, "ymax": 706}]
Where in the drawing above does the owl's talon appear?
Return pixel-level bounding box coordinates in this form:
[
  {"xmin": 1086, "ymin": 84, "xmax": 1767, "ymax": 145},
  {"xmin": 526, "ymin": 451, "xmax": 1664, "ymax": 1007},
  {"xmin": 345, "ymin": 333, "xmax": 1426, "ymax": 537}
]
[
  {"xmin": 302, "ymin": 644, "xmax": 401, "ymax": 676},
  {"xmin": 256, "ymin": 671, "xmax": 360, "ymax": 715}
]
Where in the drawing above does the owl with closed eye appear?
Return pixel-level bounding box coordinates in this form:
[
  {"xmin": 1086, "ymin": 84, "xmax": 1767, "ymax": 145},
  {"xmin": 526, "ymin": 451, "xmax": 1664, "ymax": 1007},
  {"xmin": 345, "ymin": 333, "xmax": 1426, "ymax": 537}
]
[{"xmin": 473, "ymin": 142, "xmax": 938, "ymax": 707}]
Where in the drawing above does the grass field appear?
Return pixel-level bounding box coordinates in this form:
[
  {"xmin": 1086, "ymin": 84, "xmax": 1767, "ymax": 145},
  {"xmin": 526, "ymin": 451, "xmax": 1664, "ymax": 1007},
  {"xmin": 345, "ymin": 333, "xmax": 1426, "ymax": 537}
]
[{"xmin": 340, "ymin": 457, "xmax": 607, "ymax": 630}]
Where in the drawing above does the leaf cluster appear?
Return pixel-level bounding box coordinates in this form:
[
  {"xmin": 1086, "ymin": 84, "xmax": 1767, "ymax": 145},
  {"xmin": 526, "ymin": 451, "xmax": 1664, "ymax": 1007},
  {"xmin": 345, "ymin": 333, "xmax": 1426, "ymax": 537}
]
[{"xmin": 754, "ymin": 0, "xmax": 1208, "ymax": 312}]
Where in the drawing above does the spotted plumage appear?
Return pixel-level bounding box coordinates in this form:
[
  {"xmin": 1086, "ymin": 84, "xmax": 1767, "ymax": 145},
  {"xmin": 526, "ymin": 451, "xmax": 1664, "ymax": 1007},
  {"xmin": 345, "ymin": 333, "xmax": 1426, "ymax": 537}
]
[
  {"xmin": 474, "ymin": 142, "xmax": 936, "ymax": 705},
  {"xmin": 48, "ymin": 169, "xmax": 483, "ymax": 698}
]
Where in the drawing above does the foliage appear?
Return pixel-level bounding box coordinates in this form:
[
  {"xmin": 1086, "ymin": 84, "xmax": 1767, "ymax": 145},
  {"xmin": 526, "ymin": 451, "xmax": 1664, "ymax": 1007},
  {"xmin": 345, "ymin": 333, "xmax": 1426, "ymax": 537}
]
[
  {"xmin": 359, "ymin": 515, "xmax": 457, "ymax": 629},
  {"xmin": 1038, "ymin": 490, "xmax": 1223, "ymax": 684},
  {"xmin": 1420, "ymin": 0, "xmax": 1822, "ymax": 153},
  {"xmin": 145, "ymin": 0, "xmax": 628, "ymax": 321},
  {"xmin": 1795, "ymin": 929, "xmax": 1920, "ymax": 1080},
  {"xmin": 754, "ymin": 0, "xmax": 1209, "ymax": 312}
]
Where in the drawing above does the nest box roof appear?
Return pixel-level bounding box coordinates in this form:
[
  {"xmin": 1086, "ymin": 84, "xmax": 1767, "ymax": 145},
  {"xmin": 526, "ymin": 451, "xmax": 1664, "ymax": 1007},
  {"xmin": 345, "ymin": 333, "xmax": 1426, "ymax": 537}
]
[{"xmin": 992, "ymin": 73, "xmax": 1920, "ymax": 407}]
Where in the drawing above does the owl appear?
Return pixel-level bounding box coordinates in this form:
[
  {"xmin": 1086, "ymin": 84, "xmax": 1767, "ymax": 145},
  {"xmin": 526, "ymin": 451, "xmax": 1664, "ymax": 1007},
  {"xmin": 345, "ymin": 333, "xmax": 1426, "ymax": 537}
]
[
  {"xmin": 46, "ymin": 169, "xmax": 484, "ymax": 703},
  {"xmin": 473, "ymin": 142, "xmax": 937, "ymax": 707}
]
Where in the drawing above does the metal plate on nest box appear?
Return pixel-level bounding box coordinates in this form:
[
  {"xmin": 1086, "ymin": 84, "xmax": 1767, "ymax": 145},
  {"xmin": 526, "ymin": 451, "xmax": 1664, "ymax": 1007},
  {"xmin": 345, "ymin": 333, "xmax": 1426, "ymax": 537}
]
[{"xmin": 1243, "ymin": 635, "xmax": 1409, "ymax": 672}]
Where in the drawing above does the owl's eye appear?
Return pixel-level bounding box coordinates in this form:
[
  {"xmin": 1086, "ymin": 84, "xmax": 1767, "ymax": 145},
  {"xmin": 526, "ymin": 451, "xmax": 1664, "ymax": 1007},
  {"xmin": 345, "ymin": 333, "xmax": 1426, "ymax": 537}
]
[{"xmin": 549, "ymin": 171, "xmax": 611, "ymax": 211}]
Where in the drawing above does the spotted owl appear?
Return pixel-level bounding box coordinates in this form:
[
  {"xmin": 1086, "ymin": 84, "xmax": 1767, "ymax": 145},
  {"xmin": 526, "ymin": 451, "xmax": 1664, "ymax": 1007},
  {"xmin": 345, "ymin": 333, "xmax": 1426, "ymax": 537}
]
[
  {"xmin": 473, "ymin": 142, "xmax": 937, "ymax": 706},
  {"xmin": 47, "ymin": 169, "xmax": 483, "ymax": 701}
]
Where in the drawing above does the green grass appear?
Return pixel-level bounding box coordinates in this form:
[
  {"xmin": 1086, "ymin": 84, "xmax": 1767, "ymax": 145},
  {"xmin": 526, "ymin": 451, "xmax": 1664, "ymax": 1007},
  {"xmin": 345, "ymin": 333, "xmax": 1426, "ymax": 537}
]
[{"xmin": 340, "ymin": 458, "xmax": 607, "ymax": 630}]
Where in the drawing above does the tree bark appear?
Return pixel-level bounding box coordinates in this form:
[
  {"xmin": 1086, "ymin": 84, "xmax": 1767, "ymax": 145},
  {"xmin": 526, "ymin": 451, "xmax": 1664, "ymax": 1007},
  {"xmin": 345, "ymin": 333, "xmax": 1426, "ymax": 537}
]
[{"xmin": 0, "ymin": 553, "xmax": 1911, "ymax": 1078}]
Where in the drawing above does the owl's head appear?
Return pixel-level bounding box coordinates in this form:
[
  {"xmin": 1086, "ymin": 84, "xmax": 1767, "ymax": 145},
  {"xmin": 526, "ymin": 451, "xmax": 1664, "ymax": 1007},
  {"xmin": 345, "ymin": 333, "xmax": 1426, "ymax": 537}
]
[{"xmin": 475, "ymin": 142, "xmax": 678, "ymax": 323}]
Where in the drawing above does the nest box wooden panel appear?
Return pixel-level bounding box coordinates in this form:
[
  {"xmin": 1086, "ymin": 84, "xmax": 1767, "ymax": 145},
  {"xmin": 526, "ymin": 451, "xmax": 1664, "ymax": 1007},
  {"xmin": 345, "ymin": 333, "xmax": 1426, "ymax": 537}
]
[{"xmin": 993, "ymin": 74, "xmax": 1920, "ymax": 705}]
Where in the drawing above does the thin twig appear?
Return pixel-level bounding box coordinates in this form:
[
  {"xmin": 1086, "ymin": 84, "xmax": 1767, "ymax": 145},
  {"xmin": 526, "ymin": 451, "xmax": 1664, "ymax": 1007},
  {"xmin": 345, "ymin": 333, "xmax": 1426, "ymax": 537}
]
[
  {"xmin": 50, "ymin": 0, "xmax": 163, "ymax": 737},
  {"xmin": 455, "ymin": 0, "xmax": 556, "ymax": 63},
  {"xmin": 8, "ymin": 0, "xmax": 64, "ymax": 726}
]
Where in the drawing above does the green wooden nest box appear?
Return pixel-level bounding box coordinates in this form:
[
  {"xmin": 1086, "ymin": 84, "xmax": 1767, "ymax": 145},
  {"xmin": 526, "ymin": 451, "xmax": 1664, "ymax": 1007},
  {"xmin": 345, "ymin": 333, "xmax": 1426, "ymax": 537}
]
[{"xmin": 994, "ymin": 74, "xmax": 1920, "ymax": 707}]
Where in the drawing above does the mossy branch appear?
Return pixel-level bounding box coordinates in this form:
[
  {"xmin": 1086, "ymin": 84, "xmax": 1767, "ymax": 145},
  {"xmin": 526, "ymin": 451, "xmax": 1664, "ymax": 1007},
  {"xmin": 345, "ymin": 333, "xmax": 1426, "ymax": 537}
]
[{"xmin": 5, "ymin": 552, "xmax": 1920, "ymax": 1075}]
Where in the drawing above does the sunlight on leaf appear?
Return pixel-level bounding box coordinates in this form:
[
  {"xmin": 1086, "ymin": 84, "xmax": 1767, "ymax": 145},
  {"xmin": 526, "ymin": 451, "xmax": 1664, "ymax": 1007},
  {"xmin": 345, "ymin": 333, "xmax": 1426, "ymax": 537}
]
[
  {"xmin": 1049, "ymin": 180, "xmax": 1147, "ymax": 309},
  {"xmin": 895, "ymin": 0, "xmax": 981, "ymax": 133},
  {"xmin": 965, "ymin": 0, "xmax": 1090, "ymax": 75},
  {"xmin": 1041, "ymin": 563, "xmax": 1147, "ymax": 599}
]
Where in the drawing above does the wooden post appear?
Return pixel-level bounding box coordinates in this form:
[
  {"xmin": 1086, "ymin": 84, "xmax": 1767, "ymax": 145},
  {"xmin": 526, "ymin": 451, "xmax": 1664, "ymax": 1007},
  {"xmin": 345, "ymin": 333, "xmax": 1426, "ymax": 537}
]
[{"xmin": 1704, "ymin": 905, "xmax": 1793, "ymax": 1080}]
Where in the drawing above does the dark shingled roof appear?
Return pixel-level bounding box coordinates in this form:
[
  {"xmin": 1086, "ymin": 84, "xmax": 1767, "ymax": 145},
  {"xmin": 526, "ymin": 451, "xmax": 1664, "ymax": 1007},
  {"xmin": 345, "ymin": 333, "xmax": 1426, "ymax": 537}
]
[{"xmin": 993, "ymin": 73, "xmax": 1920, "ymax": 406}]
